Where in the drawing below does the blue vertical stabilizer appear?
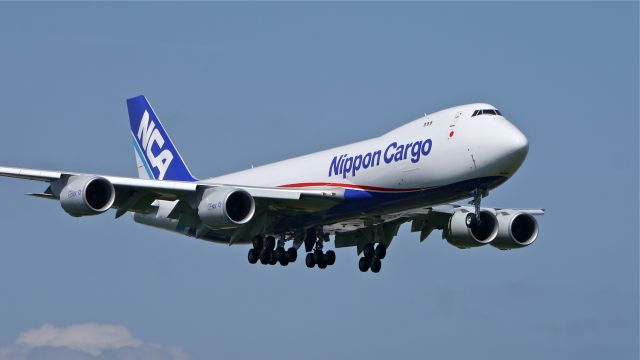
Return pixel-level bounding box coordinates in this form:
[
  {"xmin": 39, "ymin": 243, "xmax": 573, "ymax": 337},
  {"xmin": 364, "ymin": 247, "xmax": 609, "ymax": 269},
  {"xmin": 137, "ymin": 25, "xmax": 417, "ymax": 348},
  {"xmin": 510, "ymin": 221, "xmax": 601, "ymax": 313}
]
[{"xmin": 127, "ymin": 95, "xmax": 197, "ymax": 181}]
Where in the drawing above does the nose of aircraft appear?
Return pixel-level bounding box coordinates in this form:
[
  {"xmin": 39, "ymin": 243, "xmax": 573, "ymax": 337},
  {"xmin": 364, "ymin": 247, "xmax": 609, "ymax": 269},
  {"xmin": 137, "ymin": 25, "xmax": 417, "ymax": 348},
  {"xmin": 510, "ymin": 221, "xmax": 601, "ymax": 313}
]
[
  {"xmin": 462, "ymin": 108, "xmax": 530, "ymax": 178},
  {"xmin": 506, "ymin": 123, "xmax": 529, "ymax": 159},
  {"xmin": 495, "ymin": 120, "xmax": 529, "ymax": 174}
]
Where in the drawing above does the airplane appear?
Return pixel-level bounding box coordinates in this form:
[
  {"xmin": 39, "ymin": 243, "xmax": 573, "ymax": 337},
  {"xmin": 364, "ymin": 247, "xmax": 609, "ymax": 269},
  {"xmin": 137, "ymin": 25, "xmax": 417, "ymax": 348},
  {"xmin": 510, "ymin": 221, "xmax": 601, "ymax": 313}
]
[{"xmin": 0, "ymin": 95, "xmax": 544, "ymax": 273}]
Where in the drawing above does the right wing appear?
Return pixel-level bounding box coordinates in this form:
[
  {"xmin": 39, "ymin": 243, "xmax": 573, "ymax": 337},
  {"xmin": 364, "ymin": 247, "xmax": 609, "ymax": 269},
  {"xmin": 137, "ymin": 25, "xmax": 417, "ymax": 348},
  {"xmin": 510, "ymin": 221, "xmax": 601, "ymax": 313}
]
[{"xmin": 326, "ymin": 203, "xmax": 545, "ymax": 253}]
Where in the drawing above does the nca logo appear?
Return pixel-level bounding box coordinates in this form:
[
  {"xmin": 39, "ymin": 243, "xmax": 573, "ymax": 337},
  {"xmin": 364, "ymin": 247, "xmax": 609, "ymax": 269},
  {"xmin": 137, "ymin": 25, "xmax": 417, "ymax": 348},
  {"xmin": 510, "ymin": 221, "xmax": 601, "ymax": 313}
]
[{"xmin": 137, "ymin": 110, "xmax": 173, "ymax": 180}]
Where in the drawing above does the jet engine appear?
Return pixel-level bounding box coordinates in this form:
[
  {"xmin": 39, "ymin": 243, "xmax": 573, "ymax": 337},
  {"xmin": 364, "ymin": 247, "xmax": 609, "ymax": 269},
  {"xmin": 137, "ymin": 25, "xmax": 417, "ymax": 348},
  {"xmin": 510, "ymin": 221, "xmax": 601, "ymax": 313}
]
[
  {"xmin": 490, "ymin": 211, "xmax": 539, "ymax": 250},
  {"xmin": 444, "ymin": 210, "xmax": 498, "ymax": 249},
  {"xmin": 59, "ymin": 176, "xmax": 116, "ymax": 217},
  {"xmin": 197, "ymin": 187, "xmax": 255, "ymax": 229}
]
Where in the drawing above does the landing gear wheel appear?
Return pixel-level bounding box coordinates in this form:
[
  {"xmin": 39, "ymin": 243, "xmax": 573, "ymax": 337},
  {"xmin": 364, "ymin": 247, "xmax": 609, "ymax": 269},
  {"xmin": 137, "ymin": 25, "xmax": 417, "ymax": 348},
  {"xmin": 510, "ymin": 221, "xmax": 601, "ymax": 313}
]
[
  {"xmin": 248, "ymin": 248, "xmax": 259, "ymax": 264},
  {"xmin": 260, "ymin": 250, "xmax": 271, "ymax": 265},
  {"xmin": 265, "ymin": 236, "xmax": 276, "ymax": 250},
  {"xmin": 279, "ymin": 257, "xmax": 289, "ymax": 266},
  {"xmin": 325, "ymin": 250, "xmax": 336, "ymax": 266},
  {"xmin": 286, "ymin": 248, "xmax": 297, "ymax": 262},
  {"xmin": 252, "ymin": 236, "xmax": 264, "ymax": 250},
  {"xmin": 363, "ymin": 244, "xmax": 375, "ymax": 258},
  {"xmin": 305, "ymin": 253, "xmax": 316, "ymax": 268},
  {"xmin": 315, "ymin": 251, "xmax": 327, "ymax": 269},
  {"xmin": 466, "ymin": 213, "xmax": 478, "ymax": 228},
  {"xmin": 375, "ymin": 245, "xmax": 387, "ymax": 260},
  {"xmin": 268, "ymin": 250, "xmax": 278, "ymax": 265},
  {"xmin": 371, "ymin": 258, "xmax": 382, "ymax": 273},
  {"xmin": 275, "ymin": 247, "xmax": 286, "ymax": 262},
  {"xmin": 359, "ymin": 257, "xmax": 370, "ymax": 272}
]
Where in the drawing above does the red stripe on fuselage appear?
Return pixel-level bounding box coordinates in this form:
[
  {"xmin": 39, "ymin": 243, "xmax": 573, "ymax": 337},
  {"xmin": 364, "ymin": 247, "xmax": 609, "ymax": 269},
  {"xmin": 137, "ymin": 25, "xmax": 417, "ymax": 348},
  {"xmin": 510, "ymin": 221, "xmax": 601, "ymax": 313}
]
[{"xmin": 278, "ymin": 182, "xmax": 428, "ymax": 193}]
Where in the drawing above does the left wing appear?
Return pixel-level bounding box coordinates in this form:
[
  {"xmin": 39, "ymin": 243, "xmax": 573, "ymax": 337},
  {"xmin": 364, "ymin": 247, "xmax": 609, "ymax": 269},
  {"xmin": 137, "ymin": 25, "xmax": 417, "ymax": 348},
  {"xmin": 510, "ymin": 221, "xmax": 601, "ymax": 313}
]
[
  {"xmin": 0, "ymin": 96, "xmax": 345, "ymax": 218},
  {"xmin": 0, "ymin": 166, "xmax": 345, "ymax": 217}
]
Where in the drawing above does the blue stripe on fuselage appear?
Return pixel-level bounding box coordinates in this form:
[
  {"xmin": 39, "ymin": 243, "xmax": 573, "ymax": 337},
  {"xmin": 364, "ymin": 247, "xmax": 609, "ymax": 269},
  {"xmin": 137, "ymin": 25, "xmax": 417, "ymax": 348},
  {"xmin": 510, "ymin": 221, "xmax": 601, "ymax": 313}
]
[{"xmin": 279, "ymin": 176, "xmax": 509, "ymax": 231}]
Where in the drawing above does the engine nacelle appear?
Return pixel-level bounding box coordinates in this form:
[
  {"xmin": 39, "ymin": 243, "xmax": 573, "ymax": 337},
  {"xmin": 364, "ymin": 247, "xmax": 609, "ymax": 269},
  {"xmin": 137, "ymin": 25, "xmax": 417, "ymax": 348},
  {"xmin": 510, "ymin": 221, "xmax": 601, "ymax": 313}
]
[
  {"xmin": 59, "ymin": 176, "xmax": 116, "ymax": 217},
  {"xmin": 491, "ymin": 211, "xmax": 539, "ymax": 250},
  {"xmin": 197, "ymin": 187, "xmax": 255, "ymax": 229},
  {"xmin": 445, "ymin": 210, "xmax": 499, "ymax": 249}
]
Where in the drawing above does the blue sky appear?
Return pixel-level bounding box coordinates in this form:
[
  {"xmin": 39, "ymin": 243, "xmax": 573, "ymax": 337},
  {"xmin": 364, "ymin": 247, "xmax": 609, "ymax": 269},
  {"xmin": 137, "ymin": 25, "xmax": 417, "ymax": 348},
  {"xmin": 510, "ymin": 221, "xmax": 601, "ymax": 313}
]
[{"xmin": 0, "ymin": 2, "xmax": 637, "ymax": 359}]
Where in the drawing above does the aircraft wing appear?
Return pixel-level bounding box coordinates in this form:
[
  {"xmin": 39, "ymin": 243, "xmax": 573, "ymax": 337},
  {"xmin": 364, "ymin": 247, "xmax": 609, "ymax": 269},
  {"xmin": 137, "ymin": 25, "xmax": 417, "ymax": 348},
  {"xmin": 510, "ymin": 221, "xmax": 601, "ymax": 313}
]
[
  {"xmin": 327, "ymin": 203, "xmax": 544, "ymax": 253},
  {"xmin": 0, "ymin": 166, "xmax": 345, "ymax": 217}
]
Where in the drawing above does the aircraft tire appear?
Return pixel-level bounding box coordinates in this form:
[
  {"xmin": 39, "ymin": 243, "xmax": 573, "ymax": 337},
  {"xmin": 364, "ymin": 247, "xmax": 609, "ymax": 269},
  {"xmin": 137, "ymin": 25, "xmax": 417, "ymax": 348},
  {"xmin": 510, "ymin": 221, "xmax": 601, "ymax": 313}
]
[
  {"xmin": 269, "ymin": 250, "xmax": 278, "ymax": 265},
  {"xmin": 371, "ymin": 258, "xmax": 382, "ymax": 273},
  {"xmin": 363, "ymin": 244, "xmax": 375, "ymax": 258},
  {"xmin": 305, "ymin": 253, "xmax": 316, "ymax": 268},
  {"xmin": 314, "ymin": 251, "xmax": 327, "ymax": 269},
  {"xmin": 260, "ymin": 250, "xmax": 271, "ymax": 265},
  {"xmin": 375, "ymin": 245, "xmax": 386, "ymax": 260},
  {"xmin": 252, "ymin": 236, "xmax": 264, "ymax": 250},
  {"xmin": 358, "ymin": 257, "xmax": 369, "ymax": 272},
  {"xmin": 265, "ymin": 236, "xmax": 276, "ymax": 250},
  {"xmin": 325, "ymin": 250, "xmax": 336, "ymax": 266},
  {"xmin": 466, "ymin": 213, "xmax": 477, "ymax": 228},
  {"xmin": 248, "ymin": 249, "xmax": 259, "ymax": 264},
  {"xmin": 286, "ymin": 248, "xmax": 297, "ymax": 262}
]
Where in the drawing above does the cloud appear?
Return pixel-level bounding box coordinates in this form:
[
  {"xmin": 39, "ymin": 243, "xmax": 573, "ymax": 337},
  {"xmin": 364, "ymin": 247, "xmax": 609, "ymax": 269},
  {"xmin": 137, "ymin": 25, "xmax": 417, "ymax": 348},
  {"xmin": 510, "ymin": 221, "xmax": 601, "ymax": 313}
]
[
  {"xmin": 0, "ymin": 323, "xmax": 188, "ymax": 360},
  {"xmin": 15, "ymin": 323, "xmax": 141, "ymax": 356}
]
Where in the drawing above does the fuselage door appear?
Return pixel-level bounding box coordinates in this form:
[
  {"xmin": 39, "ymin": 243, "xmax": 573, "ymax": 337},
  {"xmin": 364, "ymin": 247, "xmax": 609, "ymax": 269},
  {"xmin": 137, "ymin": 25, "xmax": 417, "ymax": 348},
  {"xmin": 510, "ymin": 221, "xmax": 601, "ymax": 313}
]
[{"xmin": 450, "ymin": 111, "xmax": 462, "ymax": 127}]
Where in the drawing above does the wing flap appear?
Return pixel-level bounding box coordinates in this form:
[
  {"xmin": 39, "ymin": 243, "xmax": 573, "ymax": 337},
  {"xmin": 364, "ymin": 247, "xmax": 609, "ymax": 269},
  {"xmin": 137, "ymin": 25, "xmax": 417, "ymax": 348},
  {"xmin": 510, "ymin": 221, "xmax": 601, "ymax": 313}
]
[{"xmin": 25, "ymin": 193, "xmax": 57, "ymax": 200}]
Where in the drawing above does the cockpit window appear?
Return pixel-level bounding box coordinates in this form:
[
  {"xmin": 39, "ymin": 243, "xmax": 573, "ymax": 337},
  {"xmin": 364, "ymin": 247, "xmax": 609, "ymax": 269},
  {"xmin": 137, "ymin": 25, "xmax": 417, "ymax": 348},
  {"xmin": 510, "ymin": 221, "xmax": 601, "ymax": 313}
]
[{"xmin": 472, "ymin": 109, "xmax": 502, "ymax": 117}]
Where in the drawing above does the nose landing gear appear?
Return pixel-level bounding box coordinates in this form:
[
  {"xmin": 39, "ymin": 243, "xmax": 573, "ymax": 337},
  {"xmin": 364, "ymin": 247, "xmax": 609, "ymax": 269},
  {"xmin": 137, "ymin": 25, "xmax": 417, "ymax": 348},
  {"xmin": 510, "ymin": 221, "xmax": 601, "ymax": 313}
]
[{"xmin": 466, "ymin": 188, "xmax": 488, "ymax": 229}]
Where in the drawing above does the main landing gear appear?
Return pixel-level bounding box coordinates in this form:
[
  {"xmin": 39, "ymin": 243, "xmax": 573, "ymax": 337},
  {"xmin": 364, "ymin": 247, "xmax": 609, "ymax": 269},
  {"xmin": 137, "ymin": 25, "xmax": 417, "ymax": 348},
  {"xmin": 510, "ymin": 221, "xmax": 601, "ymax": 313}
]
[
  {"xmin": 247, "ymin": 235, "xmax": 297, "ymax": 267},
  {"xmin": 358, "ymin": 243, "xmax": 386, "ymax": 273},
  {"xmin": 305, "ymin": 235, "xmax": 336, "ymax": 270}
]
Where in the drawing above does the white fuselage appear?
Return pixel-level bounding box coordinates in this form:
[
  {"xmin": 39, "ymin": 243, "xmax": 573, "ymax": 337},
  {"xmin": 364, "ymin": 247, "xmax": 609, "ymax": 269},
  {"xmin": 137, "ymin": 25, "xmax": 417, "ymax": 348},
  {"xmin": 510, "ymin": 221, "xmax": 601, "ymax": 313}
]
[
  {"xmin": 207, "ymin": 103, "xmax": 528, "ymax": 195},
  {"xmin": 134, "ymin": 102, "xmax": 529, "ymax": 242}
]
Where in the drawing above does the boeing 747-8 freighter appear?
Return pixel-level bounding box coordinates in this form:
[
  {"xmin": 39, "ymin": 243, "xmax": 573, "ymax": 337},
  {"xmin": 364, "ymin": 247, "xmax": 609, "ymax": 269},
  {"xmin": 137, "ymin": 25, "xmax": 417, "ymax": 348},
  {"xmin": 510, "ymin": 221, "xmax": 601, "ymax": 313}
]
[{"xmin": 0, "ymin": 96, "xmax": 543, "ymax": 272}]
